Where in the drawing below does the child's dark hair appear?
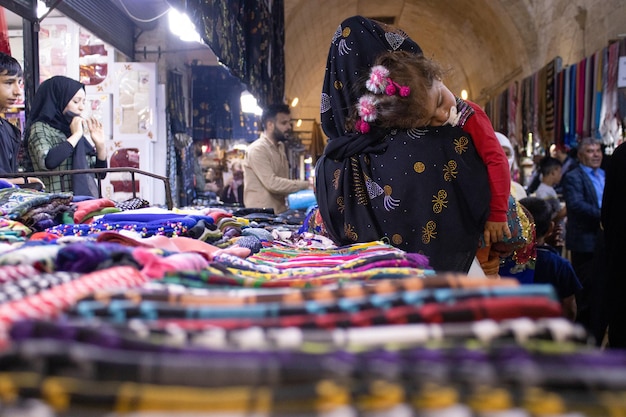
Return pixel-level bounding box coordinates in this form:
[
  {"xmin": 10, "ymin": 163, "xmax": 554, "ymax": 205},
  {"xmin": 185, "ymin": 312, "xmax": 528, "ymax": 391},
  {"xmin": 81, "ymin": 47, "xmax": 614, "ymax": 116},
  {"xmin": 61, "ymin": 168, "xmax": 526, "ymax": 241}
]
[
  {"xmin": 539, "ymin": 156, "xmax": 562, "ymax": 177},
  {"xmin": 347, "ymin": 50, "xmax": 447, "ymax": 131},
  {"xmin": 519, "ymin": 197, "xmax": 554, "ymax": 238},
  {"xmin": 0, "ymin": 52, "xmax": 23, "ymax": 77}
]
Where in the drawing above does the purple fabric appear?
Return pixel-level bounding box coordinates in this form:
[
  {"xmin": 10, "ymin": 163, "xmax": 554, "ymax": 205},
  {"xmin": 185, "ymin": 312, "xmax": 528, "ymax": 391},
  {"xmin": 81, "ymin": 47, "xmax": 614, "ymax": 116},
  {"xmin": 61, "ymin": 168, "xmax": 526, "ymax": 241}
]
[{"xmin": 55, "ymin": 241, "xmax": 134, "ymax": 273}]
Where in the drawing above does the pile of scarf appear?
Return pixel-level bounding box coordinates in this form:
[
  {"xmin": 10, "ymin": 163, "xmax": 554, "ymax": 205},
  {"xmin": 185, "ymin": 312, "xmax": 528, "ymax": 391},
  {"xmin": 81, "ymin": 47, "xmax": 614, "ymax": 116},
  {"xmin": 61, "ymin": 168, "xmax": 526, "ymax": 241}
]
[{"xmin": 0, "ymin": 188, "xmax": 73, "ymax": 231}]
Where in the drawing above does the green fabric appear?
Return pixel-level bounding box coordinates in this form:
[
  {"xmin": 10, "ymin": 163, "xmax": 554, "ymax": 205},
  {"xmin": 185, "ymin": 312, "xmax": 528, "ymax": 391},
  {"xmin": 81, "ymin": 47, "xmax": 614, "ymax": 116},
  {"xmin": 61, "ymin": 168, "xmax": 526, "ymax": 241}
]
[{"xmin": 27, "ymin": 122, "xmax": 97, "ymax": 194}]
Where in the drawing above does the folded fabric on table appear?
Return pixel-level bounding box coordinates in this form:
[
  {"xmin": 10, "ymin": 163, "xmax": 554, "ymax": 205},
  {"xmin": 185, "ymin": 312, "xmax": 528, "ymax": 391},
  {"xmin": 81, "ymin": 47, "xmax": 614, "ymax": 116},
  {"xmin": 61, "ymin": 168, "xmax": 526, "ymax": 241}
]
[{"xmin": 73, "ymin": 198, "xmax": 117, "ymax": 223}]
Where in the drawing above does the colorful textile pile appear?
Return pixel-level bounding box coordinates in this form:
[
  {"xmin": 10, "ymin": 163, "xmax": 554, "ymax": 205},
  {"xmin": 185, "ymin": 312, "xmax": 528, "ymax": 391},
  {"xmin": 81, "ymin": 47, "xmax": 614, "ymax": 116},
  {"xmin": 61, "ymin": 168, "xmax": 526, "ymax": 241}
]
[
  {"xmin": 0, "ymin": 188, "xmax": 73, "ymax": 231},
  {"xmin": 0, "ymin": 204, "xmax": 618, "ymax": 415}
]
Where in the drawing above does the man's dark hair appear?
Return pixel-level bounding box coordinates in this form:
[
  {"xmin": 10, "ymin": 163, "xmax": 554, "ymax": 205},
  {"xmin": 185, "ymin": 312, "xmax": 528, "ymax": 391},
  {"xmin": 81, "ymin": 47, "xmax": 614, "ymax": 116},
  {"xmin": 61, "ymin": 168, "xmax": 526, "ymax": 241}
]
[
  {"xmin": 261, "ymin": 103, "xmax": 290, "ymax": 129},
  {"xmin": 539, "ymin": 156, "xmax": 562, "ymax": 177},
  {"xmin": 519, "ymin": 196, "xmax": 554, "ymax": 238},
  {"xmin": 0, "ymin": 52, "xmax": 23, "ymax": 77}
]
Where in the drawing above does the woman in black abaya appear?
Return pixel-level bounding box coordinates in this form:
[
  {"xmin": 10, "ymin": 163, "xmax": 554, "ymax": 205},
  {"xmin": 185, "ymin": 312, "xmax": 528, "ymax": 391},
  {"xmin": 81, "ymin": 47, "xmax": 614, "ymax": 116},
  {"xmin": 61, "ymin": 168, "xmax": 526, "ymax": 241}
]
[{"xmin": 314, "ymin": 16, "xmax": 491, "ymax": 273}]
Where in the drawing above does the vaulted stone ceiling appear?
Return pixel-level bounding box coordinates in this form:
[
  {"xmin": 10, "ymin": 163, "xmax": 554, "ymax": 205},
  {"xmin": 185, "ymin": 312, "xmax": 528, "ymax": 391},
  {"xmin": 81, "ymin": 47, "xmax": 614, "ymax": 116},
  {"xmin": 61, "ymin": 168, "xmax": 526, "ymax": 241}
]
[{"xmin": 283, "ymin": 0, "xmax": 626, "ymax": 128}]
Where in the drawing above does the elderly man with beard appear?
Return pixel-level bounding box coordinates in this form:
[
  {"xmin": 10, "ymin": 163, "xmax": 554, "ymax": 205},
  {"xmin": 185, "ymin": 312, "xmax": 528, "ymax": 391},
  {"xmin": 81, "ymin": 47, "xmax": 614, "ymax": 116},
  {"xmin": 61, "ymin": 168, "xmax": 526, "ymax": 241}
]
[{"xmin": 242, "ymin": 103, "xmax": 310, "ymax": 214}]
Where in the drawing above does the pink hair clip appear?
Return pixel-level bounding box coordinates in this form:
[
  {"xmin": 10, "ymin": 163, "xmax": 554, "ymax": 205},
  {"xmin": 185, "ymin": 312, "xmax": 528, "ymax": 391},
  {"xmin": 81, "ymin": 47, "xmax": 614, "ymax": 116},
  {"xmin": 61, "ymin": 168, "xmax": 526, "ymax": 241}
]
[
  {"xmin": 366, "ymin": 65, "xmax": 390, "ymax": 94},
  {"xmin": 357, "ymin": 95, "xmax": 377, "ymax": 122},
  {"xmin": 355, "ymin": 94, "xmax": 378, "ymax": 133},
  {"xmin": 385, "ymin": 78, "xmax": 410, "ymax": 97},
  {"xmin": 355, "ymin": 119, "xmax": 370, "ymax": 133},
  {"xmin": 366, "ymin": 65, "xmax": 410, "ymax": 97}
]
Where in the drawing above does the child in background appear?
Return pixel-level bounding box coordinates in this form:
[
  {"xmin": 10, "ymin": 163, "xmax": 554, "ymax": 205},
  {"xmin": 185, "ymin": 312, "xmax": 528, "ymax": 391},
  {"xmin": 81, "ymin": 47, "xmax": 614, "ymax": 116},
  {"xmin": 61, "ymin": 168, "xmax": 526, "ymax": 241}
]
[
  {"xmin": 351, "ymin": 50, "xmax": 511, "ymax": 250},
  {"xmin": 533, "ymin": 156, "xmax": 564, "ymax": 215},
  {"xmin": 519, "ymin": 196, "xmax": 582, "ymax": 321},
  {"xmin": 0, "ymin": 52, "xmax": 44, "ymax": 188},
  {"xmin": 532, "ymin": 156, "xmax": 567, "ymax": 251},
  {"xmin": 0, "ymin": 52, "xmax": 23, "ymax": 177}
]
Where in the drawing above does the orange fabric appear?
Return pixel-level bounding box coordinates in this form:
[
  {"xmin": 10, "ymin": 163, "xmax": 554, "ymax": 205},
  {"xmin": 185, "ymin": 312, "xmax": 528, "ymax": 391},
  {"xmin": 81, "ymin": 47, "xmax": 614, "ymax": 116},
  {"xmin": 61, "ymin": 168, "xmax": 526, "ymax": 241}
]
[{"xmin": 476, "ymin": 245, "xmax": 491, "ymax": 264}]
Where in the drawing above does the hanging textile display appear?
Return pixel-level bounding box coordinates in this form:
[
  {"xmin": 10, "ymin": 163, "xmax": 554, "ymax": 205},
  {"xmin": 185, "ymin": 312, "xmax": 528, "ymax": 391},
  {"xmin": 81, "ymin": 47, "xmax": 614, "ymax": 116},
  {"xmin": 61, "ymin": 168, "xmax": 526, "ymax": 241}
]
[
  {"xmin": 591, "ymin": 48, "xmax": 604, "ymax": 141},
  {"xmin": 508, "ymin": 82, "xmax": 520, "ymax": 146},
  {"xmin": 520, "ymin": 74, "xmax": 534, "ymax": 151},
  {"xmin": 191, "ymin": 65, "xmax": 244, "ymax": 141},
  {"xmin": 486, "ymin": 39, "xmax": 623, "ymax": 154},
  {"xmin": 575, "ymin": 57, "xmax": 587, "ymax": 140},
  {"xmin": 619, "ymin": 39, "xmax": 626, "ymax": 132},
  {"xmin": 565, "ymin": 64, "xmax": 577, "ymax": 149},
  {"xmin": 581, "ymin": 55, "xmax": 595, "ymax": 138},
  {"xmin": 0, "ymin": 8, "xmax": 10, "ymax": 54},
  {"xmin": 542, "ymin": 58, "xmax": 560, "ymax": 147},
  {"xmin": 167, "ymin": 71, "xmax": 187, "ymax": 136},
  {"xmin": 554, "ymin": 67, "xmax": 566, "ymax": 147},
  {"xmin": 599, "ymin": 40, "xmax": 622, "ymax": 148},
  {"xmin": 167, "ymin": 70, "xmax": 192, "ymax": 207},
  {"xmin": 185, "ymin": 0, "xmax": 285, "ymax": 109}
]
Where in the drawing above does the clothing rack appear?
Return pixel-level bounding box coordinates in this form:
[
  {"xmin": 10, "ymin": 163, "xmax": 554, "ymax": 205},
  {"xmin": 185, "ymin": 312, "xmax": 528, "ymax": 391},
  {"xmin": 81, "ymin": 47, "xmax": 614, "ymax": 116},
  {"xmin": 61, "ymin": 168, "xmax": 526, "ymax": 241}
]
[{"xmin": 3, "ymin": 167, "xmax": 174, "ymax": 209}]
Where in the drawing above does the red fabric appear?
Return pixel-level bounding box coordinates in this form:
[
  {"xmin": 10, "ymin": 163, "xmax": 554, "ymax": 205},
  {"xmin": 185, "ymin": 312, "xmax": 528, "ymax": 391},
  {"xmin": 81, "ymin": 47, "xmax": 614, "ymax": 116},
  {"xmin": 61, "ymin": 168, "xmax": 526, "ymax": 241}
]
[
  {"xmin": 146, "ymin": 296, "xmax": 561, "ymax": 331},
  {"xmin": 576, "ymin": 58, "xmax": 586, "ymax": 137},
  {"xmin": 132, "ymin": 247, "xmax": 209, "ymax": 279},
  {"xmin": 73, "ymin": 198, "xmax": 116, "ymax": 223},
  {"xmin": 0, "ymin": 9, "xmax": 11, "ymax": 55},
  {"xmin": 464, "ymin": 101, "xmax": 511, "ymax": 222},
  {"xmin": 96, "ymin": 232, "xmax": 251, "ymax": 261}
]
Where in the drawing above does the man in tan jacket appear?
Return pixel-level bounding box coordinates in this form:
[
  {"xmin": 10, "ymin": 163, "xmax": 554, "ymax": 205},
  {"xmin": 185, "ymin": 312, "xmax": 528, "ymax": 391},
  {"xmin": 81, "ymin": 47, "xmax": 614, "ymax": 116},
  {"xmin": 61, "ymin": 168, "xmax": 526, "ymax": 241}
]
[{"xmin": 242, "ymin": 104, "xmax": 310, "ymax": 214}]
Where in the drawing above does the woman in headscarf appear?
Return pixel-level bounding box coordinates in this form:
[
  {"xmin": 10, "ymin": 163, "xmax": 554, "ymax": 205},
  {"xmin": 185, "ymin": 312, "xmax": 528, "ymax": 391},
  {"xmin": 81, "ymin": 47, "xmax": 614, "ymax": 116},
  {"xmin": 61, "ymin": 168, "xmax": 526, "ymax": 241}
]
[
  {"xmin": 313, "ymin": 16, "xmax": 492, "ymax": 273},
  {"xmin": 23, "ymin": 75, "xmax": 107, "ymax": 197},
  {"xmin": 495, "ymin": 131, "xmax": 527, "ymax": 201}
]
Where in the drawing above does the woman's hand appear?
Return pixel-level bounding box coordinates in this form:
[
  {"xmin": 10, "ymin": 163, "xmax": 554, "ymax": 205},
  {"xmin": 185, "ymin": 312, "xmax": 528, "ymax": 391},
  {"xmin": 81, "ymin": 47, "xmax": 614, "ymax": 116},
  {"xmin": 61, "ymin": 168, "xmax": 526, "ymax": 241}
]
[
  {"xmin": 68, "ymin": 116, "xmax": 84, "ymax": 146},
  {"xmin": 85, "ymin": 117, "xmax": 107, "ymax": 160}
]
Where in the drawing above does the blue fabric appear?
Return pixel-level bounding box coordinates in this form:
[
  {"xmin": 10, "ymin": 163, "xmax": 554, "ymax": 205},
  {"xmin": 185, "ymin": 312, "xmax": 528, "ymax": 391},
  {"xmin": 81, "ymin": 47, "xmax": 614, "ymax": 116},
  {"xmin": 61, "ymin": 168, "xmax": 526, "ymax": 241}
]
[
  {"xmin": 534, "ymin": 244, "xmax": 582, "ymax": 300},
  {"xmin": 0, "ymin": 179, "xmax": 16, "ymax": 189},
  {"xmin": 499, "ymin": 256, "xmax": 535, "ymax": 285},
  {"xmin": 98, "ymin": 212, "xmax": 213, "ymax": 225}
]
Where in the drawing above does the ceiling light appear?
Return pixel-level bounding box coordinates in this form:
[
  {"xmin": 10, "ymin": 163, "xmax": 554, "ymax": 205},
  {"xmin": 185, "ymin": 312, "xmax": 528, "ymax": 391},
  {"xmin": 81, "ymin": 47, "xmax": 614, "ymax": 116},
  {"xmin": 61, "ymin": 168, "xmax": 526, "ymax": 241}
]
[
  {"xmin": 291, "ymin": 97, "xmax": 299, "ymax": 107},
  {"xmin": 37, "ymin": 0, "xmax": 49, "ymax": 18},
  {"xmin": 241, "ymin": 91, "xmax": 263, "ymax": 115},
  {"xmin": 168, "ymin": 8, "xmax": 202, "ymax": 43}
]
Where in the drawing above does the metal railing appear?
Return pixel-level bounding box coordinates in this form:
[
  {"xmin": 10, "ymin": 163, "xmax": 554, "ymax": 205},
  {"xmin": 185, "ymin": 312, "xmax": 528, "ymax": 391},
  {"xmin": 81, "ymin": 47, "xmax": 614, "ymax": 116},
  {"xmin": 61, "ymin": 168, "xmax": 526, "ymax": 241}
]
[{"xmin": 3, "ymin": 167, "xmax": 174, "ymax": 210}]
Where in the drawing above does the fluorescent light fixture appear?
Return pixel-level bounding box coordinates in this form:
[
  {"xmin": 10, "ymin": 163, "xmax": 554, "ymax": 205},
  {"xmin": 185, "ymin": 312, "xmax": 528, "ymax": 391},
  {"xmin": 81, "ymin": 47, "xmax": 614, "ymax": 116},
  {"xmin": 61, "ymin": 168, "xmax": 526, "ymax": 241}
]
[
  {"xmin": 290, "ymin": 97, "xmax": 299, "ymax": 107},
  {"xmin": 241, "ymin": 91, "xmax": 263, "ymax": 115},
  {"xmin": 168, "ymin": 8, "xmax": 203, "ymax": 43},
  {"xmin": 37, "ymin": 0, "xmax": 49, "ymax": 18},
  {"xmin": 296, "ymin": 119, "xmax": 303, "ymax": 128}
]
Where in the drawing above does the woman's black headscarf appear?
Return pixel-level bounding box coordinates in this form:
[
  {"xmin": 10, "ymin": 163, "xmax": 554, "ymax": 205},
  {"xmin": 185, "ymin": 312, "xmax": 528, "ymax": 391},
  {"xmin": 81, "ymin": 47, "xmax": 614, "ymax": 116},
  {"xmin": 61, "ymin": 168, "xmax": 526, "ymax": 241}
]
[
  {"xmin": 26, "ymin": 75, "xmax": 85, "ymax": 137},
  {"xmin": 315, "ymin": 16, "xmax": 491, "ymax": 272},
  {"xmin": 24, "ymin": 76, "xmax": 100, "ymax": 197}
]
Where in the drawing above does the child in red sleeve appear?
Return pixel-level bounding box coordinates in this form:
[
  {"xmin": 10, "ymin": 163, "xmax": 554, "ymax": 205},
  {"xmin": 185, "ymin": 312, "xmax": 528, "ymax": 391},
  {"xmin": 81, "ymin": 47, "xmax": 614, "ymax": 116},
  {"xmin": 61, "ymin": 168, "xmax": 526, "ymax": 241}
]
[{"xmin": 351, "ymin": 50, "xmax": 511, "ymax": 249}]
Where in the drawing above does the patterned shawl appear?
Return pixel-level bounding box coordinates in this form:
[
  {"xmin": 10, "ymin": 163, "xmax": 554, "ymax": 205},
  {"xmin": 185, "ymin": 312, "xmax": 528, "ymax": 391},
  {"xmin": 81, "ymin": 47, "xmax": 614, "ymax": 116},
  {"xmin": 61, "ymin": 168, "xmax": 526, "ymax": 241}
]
[{"xmin": 315, "ymin": 16, "xmax": 491, "ymax": 273}]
